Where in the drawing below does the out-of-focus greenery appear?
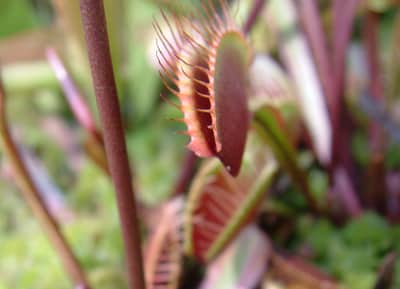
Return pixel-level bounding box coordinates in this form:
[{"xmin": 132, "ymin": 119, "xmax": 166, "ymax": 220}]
[
  {"xmin": 297, "ymin": 213, "xmax": 400, "ymax": 289},
  {"xmin": 1, "ymin": 1, "xmax": 400, "ymax": 289},
  {"xmin": 0, "ymin": 161, "xmax": 127, "ymax": 289},
  {"xmin": 0, "ymin": 1, "xmax": 39, "ymax": 38},
  {"xmin": 0, "ymin": 1, "xmax": 185, "ymax": 288}
]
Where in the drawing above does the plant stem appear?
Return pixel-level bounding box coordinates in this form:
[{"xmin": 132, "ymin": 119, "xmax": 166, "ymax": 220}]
[
  {"xmin": 172, "ymin": 150, "xmax": 197, "ymax": 196},
  {"xmin": 46, "ymin": 48, "xmax": 103, "ymax": 143},
  {"xmin": 364, "ymin": 11, "xmax": 385, "ymax": 150},
  {"xmin": 331, "ymin": 0, "xmax": 360, "ymax": 169},
  {"xmin": 243, "ymin": 0, "xmax": 266, "ymax": 35},
  {"xmin": 46, "ymin": 48, "xmax": 109, "ymax": 174},
  {"xmin": 79, "ymin": 1, "xmax": 145, "ymax": 289},
  {"xmin": 254, "ymin": 107, "xmax": 321, "ymax": 215},
  {"xmin": 363, "ymin": 11, "xmax": 387, "ymax": 214},
  {"xmin": 297, "ymin": 0, "xmax": 334, "ymax": 121},
  {"xmin": 332, "ymin": 0, "xmax": 360, "ymax": 102},
  {"xmin": 268, "ymin": 0, "xmax": 332, "ymax": 165},
  {"xmin": 0, "ymin": 75, "xmax": 90, "ymax": 289},
  {"xmin": 331, "ymin": 167, "xmax": 362, "ymax": 219}
]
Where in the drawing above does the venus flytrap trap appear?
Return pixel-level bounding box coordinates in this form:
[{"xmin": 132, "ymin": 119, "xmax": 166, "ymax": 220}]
[
  {"xmin": 144, "ymin": 197, "xmax": 184, "ymax": 289},
  {"xmin": 155, "ymin": 0, "xmax": 252, "ymax": 176},
  {"xmin": 184, "ymin": 149, "xmax": 277, "ymax": 264},
  {"xmin": 144, "ymin": 131, "xmax": 277, "ymax": 289}
]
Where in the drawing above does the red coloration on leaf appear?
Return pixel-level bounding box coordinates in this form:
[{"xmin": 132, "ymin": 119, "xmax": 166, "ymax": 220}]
[
  {"xmin": 213, "ymin": 32, "xmax": 251, "ymax": 176},
  {"xmin": 145, "ymin": 198, "xmax": 184, "ymax": 289},
  {"xmin": 190, "ymin": 168, "xmax": 248, "ymax": 262},
  {"xmin": 155, "ymin": 0, "xmax": 251, "ymax": 176},
  {"xmin": 184, "ymin": 149, "xmax": 276, "ymax": 263}
]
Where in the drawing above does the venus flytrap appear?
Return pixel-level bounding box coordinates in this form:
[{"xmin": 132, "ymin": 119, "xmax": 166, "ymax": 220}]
[
  {"xmin": 145, "ymin": 198, "xmax": 184, "ymax": 289},
  {"xmin": 156, "ymin": 0, "xmax": 252, "ymax": 176},
  {"xmin": 2, "ymin": 1, "xmax": 398, "ymax": 288}
]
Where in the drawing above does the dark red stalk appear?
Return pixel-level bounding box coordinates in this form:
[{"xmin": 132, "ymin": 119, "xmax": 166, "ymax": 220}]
[
  {"xmin": 332, "ymin": 0, "xmax": 360, "ymax": 103},
  {"xmin": 332, "ymin": 167, "xmax": 362, "ymax": 219},
  {"xmin": 79, "ymin": 1, "xmax": 145, "ymax": 289},
  {"xmin": 297, "ymin": 0, "xmax": 334, "ymax": 120},
  {"xmin": 365, "ymin": 155, "xmax": 386, "ymax": 213},
  {"xmin": 298, "ymin": 2, "xmax": 361, "ymax": 214},
  {"xmin": 172, "ymin": 150, "xmax": 198, "ymax": 196},
  {"xmin": 363, "ymin": 11, "xmax": 387, "ymax": 214},
  {"xmin": 364, "ymin": 11, "xmax": 385, "ymax": 150},
  {"xmin": 330, "ymin": 0, "xmax": 360, "ymax": 208},
  {"xmin": 386, "ymin": 172, "xmax": 400, "ymax": 223},
  {"xmin": 332, "ymin": 0, "xmax": 359, "ymax": 121},
  {"xmin": 243, "ymin": 0, "xmax": 266, "ymax": 35},
  {"xmin": 364, "ymin": 12, "xmax": 384, "ymax": 102},
  {"xmin": 331, "ymin": 0, "xmax": 360, "ymax": 139},
  {"xmin": 0, "ymin": 75, "xmax": 90, "ymax": 289}
]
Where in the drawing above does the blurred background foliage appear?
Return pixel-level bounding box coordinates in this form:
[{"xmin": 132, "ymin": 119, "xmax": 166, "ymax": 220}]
[
  {"xmin": 0, "ymin": 0, "xmax": 400, "ymax": 289},
  {"xmin": 0, "ymin": 0, "xmax": 185, "ymax": 288}
]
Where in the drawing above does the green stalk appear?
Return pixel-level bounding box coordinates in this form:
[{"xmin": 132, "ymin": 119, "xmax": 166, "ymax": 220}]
[{"xmin": 254, "ymin": 106, "xmax": 321, "ymax": 214}]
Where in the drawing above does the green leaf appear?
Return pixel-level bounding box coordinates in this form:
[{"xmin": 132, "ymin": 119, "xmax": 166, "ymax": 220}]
[
  {"xmin": 342, "ymin": 213, "xmax": 391, "ymax": 253},
  {"xmin": 0, "ymin": 1, "xmax": 37, "ymax": 38},
  {"xmin": 254, "ymin": 105, "xmax": 320, "ymax": 213}
]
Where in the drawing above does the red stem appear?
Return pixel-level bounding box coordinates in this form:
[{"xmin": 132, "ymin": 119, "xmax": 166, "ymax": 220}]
[
  {"xmin": 332, "ymin": 0, "xmax": 359, "ymax": 96},
  {"xmin": 331, "ymin": 0, "xmax": 360, "ymax": 183},
  {"xmin": 79, "ymin": 1, "xmax": 145, "ymax": 289},
  {"xmin": 46, "ymin": 48, "xmax": 109, "ymax": 173},
  {"xmin": 172, "ymin": 150, "xmax": 198, "ymax": 196},
  {"xmin": 331, "ymin": 0, "xmax": 360, "ymax": 126},
  {"xmin": 364, "ymin": 12, "xmax": 384, "ymax": 101},
  {"xmin": 243, "ymin": 0, "xmax": 266, "ymax": 35},
  {"xmin": 297, "ymin": 0, "xmax": 334, "ymax": 121},
  {"xmin": 332, "ymin": 167, "xmax": 362, "ymax": 219},
  {"xmin": 46, "ymin": 48, "xmax": 103, "ymax": 145},
  {"xmin": 363, "ymin": 11, "xmax": 387, "ymax": 215},
  {"xmin": 364, "ymin": 11, "xmax": 385, "ymax": 151},
  {"xmin": 298, "ymin": 0, "xmax": 361, "ymax": 216}
]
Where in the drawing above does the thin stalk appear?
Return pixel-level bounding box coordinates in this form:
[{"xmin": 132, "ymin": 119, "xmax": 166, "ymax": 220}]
[
  {"xmin": 332, "ymin": 0, "xmax": 360, "ymax": 102},
  {"xmin": 46, "ymin": 48, "xmax": 108, "ymax": 174},
  {"xmin": 172, "ymin": 150, "xmax": 198, "ymax": 196},
  {"xmin": 331, "ymin": 0, "xmax": 360, "ymax": 168},
  {"xmin": 0, "ymin": 75, "xmax": 90, "ymax": 289},
  {"xmin": 268, "ymin": 0, "xmax": 332, "ymax": 165},
  {"xmin": 332, "ymin": 167, "xmax": 362, "ymax": 219},
  {"xmin": 363, "ymin": 11, "xmax": 387, "ymax": 214},
  {"xmin": 254, "ymin": 107, "xmax": 321, "ymax": 215},
  {"xmin": 364, "ymin": 11, "xmax": 385, "ymax": 151},
  {"xmin": 79, "ymin": 1, "xmax": 145, "ymax": 289},
  {"xmin": 364, "ymin": 12, "xmax": 384, "ymax": 102},
  {"xmin": 297, "ymin": 4, "xmax": 360, "ymax": 215},
  {"xmin": 297, "ymin": 0, "xmax": 334, "ymax": 121},
  {"xmin": 243, "ymin": 0, "xmax": 266, "ymax": 35},
  {"xmin": 46, "ymin": 48, "xmax": 103, "ymax": 144},
  {"xmin": 327, "ymin": 1, "xmax": 361, "ymax": 213}
]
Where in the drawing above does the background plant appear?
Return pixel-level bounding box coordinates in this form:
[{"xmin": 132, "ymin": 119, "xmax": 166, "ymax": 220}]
[{"xmin": 1, "ymin": 1, "xmax": 400, "ymax": 289}]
